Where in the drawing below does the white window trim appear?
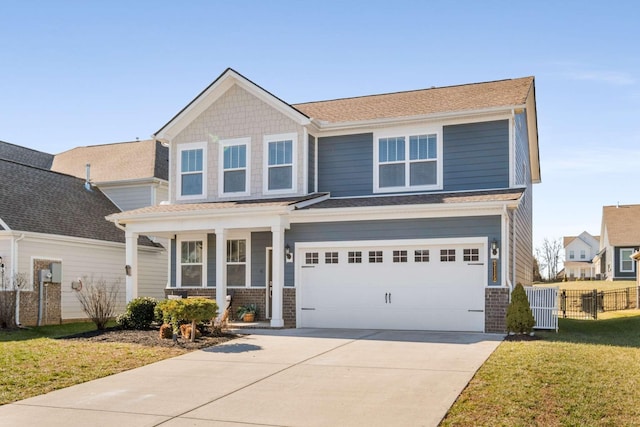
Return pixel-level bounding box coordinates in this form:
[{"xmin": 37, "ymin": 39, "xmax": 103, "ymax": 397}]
[
  {"xmin": 263, "ymin": 132, "xmax": 298, "ymax": 195},
  {"xmin": 177, "ymin": 234, "xmax": 208, "ymax": 288},
  {"xmin": 177, "ymin": 142, "xmax": 207, "ymax": 201},
  {"xmin": 373, "ymin": 127, "xmax": 443, "ymax": 193},
  {"xmin": 218, "ymin": 137, "xmax": 251, "ymax": 197},
  {"xmin": 226, "ymin": 231, "xmax": 251, "ymax": 287},
  {"xmin": 620, "ymin": 248, "xmax": 635, "ymax": 273}
]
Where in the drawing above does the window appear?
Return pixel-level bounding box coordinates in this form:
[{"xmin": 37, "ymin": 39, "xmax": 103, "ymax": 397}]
[
  {"xmin": 325, "ymin": 252, "xmax": 339, "ymax": 264},
  {"xmin": 569, "ymin": 250, "xmax": 575, "ymax": 260},
  {"xmin": 440, "ymin": 249, "xmax": 455, "ymax": 262},
  {"xmin": 265, "ymin": 133, "xmax": 296, "ymax": 193},
  {"xmin": 463, "ymin": 248, "xmax": 479, "ymax": 262},
  {"xmin": 348, "ymin": 251, "xmax": 362, "ymax": 264},
  {"xmin": 220, "ymin": 138, "xmax": 249, "ymax": 195},
  {"xmin": 179, "ymin": 143, "xmax": 206, "ymax": 198},
  {"xmin": 305, "ymin": 252, "xmax": 319, "ymax": 265},
  {"xmin": 393, "ymin": 250, "xmax": 407, "ymax": 263},
  {"xmin": 375, "ymin": 130, "xmax": 440, "ymax": 192},
  {"xmin": 180, "ymin": 240, "xmax": 203, "ymax": 286},
  {"xmin": 580, "ymin": 250, "xmax": 586, "ymax": 260},
  {"xmin": 620, "ymin": 248, "xmax": 635, "ymax": 272},
  {"xmin": 227, "ymin": 239, "xmax": 247, "ymax": 286},
  {"xmin": 369, "ymin": 251, "xmax": 383, "ymax": 263},
  {"xmin": 415, "ymin": 249, "xmax": 430, "ymax": 262}
]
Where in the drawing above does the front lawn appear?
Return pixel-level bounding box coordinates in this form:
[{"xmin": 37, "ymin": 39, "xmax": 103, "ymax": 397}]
[
  {"xmin": 441, "ymin": 315, "xmax": 640, "ymax": 426},
  {"xmin": 0, "ymin": 323, "xmax": 186, "ymax": 405}
]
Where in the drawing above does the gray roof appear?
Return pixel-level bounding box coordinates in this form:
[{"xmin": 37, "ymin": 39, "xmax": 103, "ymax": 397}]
[
  {"xmin": 0, "ymin": 158, "xmax": 155, "ymax": 246},
  {"xmin": 301, "ymin": 189, "xmax": 525, "ymax": 209},
  {"xmin": 0, "ymin": 140, "xmax": 54, "ymax": 169}
]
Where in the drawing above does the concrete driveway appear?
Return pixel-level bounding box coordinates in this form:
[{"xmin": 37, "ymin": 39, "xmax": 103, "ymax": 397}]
[{"xmin": 0, "ymin": 329, "xmax": 502, "ymax": 427}]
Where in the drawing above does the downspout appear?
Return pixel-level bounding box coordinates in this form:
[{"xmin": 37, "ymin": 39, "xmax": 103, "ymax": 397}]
[
  {"xmin": 12, "ymin": 233, "xmax": 25, "ymax": 325},
  {"xmin": 501, "ymin": 206, "xmax": 512, "ymax": 290}
]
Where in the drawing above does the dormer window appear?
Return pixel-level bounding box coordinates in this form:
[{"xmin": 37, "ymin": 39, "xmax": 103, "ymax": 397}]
[
  {"xmin": 178, "ymin": 142, "xmax": 207, "ymax": 199},
  {"xmin": 264, "ymin": 133, "xmax": 297, "ymax": 194},
  {"xmin": 219, "ymin": 137, "xmax": 250, "ymax": 196},
  {"xmin": 374, "ymin": 128, "xmax": 442, "ymax": 193}
]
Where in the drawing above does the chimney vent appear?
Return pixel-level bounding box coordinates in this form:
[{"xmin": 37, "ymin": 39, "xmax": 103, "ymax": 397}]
[{"xmin": 85, "ymin": 163, "xmax": 92, "ymax": 191}]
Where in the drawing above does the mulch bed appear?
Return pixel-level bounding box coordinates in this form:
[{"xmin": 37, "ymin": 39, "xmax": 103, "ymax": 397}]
[
  {"xmin": 60, "ymin": 326, "xmax": 239, "ymax": 350},
  {"xmin": 504, "ymin": 333, "xmax": 542, "ymax": 342}
]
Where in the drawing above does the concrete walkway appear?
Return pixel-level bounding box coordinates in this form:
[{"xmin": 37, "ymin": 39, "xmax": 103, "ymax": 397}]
[{"xmin": 0, "ymin": 329, "xmax": 502, "ymax": 427}]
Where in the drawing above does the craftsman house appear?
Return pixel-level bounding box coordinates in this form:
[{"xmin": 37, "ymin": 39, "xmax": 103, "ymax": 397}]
[{"xmin": 108, "ymin": 68, "xmax": 540, "ymax": 333}]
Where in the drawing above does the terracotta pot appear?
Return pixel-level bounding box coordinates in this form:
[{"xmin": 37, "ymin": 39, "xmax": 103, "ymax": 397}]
[{"xmin": 243, "ymin": 313, "xmax": 255, "ymax": 322}]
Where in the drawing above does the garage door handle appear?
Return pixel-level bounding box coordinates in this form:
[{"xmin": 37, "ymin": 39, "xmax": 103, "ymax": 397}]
[
  {"xmin": 468, "ymin": 263, "xmax": 484, "ymax": 266},
  {"xmin": 301, "ymin": 265, "xmax": 315, "ymax": 269},
  {"xmin": 385, "ymin": 293, "xmax": 388, "ymax": 303},
  {"xmin": 301, "ymin": 307, "xmax": 316, "ymax": 311},
  {"xmin": 468, "ymin": 309, "xmax": 484, "ymax": 312},
  {"xmin": 389, "ymin": 293, "xmax": 391, "ymax": 303}
]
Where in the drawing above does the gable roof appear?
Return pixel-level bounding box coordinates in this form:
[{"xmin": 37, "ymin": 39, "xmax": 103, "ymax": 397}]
[
  {"xmin": 293, "ymin": 77, "xmax": 535, "ymax": 124},
  {"xmin": 0, "ymin": 140, "xmax": 54, "ymax": 169},
  {"xmin": 0, "ymin": 158, "xmax": 128, "ymax": 244},
  {"xmin": 602, "ymin": 204, "xmax": 640, "ymax": 246},
  {"xmin": 563, "ymin": 231, "xmax": 599, "ymax": 248},
  {"xmin": 51, "ymin": 139, "xmax": 168, "ymax": 182}
]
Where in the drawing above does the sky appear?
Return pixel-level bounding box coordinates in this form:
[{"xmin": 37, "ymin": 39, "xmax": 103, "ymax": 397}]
[{"xmin": 1, "ymin": 0, "xmax": 639, "ymax": 253}]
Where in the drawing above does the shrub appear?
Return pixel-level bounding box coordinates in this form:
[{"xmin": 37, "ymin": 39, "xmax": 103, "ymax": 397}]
[
  {"xmin": 75, "ymin": 276, "xmax": 120, "ymax": 330},
  {"xmin": 116, "ymin": 297, "xmax": 157, "ymax": 330},
  {"xmin": 159, "ymin": 323, "xmax": 173, "ymax": 339},
  {"xmin": 156, "ymin": 298, "xmax": 218, "ymax": 342},
  {"xmin": 180, "ymin": 324, "xmax": 201, "ymax": 339},
  {"xmin": 506, "ymin": 283, "xmax": 536, "ymax": 334}
]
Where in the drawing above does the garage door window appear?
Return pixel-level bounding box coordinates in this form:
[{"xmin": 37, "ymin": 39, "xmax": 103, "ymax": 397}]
[
  {"xmin": 369, "ymin": 251, "xmax": 383, "ymax": 263},
  {"xmin": 463, "ymin": 249, "xmax": 479, "ymax": 262},
  {"xmin": 305, "ymin": 252, "xmax": 319, "ymax": 265},
  {"xmin": 325, "ymin": 252, "xmax": 339, "ymax": 264},
  {"xmin": 440, "ymin": 249, "xmax": 456, "ymax": 262},
  {"xmin": 393, "ymin": 250, "xmax": 408, "ymax": 263},
  {"xmin": 415, "ymin": 250, "xmax": 430, "ymax": 262},
  {"xmin": 348, "ymin": 251, "xmax": 362, "ymax": 263}
]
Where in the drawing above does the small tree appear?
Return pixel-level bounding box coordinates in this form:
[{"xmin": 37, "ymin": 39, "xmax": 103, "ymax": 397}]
[
  {"xmin": 75, "ymin": 277, "xmax": 120, "ymax": 330},
  {"xmin": 157, "ymin": 298, "xmax": 218, "ymax": 342},
  {"xmin": 506, "ymin": 283, "xmax": 536, "ymax": 334}
]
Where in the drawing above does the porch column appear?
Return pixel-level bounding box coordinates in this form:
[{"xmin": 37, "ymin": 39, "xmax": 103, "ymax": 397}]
[
  {"xmin": 215, "ymin": 229, "xmax": 227, "ymax": 313},
  {"xmin": 270, "ymin": 224, "xmax": 285, "ymax": 327},
  {"xmin": 125, "ymin": 230, "xmax": 138, "ymax": 302}
]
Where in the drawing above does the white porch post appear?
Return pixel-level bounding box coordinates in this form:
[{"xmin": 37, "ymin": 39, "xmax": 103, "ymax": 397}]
[
  {"xmin": 215, "ymin": 229, "xmax": 227, "ymax": 310},
  {"xmin": 270, "ymin": 224, "xmax": 285, "ymax": 327},
  {"xmin": 125, "ymin": 230, "xmax": 138, "ymax": 302}
]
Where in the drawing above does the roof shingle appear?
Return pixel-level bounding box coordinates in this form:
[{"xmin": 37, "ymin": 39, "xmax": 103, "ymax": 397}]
[
  {"xmin": 0, "ymin": 140, "xmax": 53, "ymax": 169},
  {"xmin": 602, "ymin": 204, "xmax": 640, "ymax": 246}
]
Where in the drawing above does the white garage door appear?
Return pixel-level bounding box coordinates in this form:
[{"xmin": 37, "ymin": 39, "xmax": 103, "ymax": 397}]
[{"xmin": 298, "ymin": 239, "xmax": 487, "ymax": 332}]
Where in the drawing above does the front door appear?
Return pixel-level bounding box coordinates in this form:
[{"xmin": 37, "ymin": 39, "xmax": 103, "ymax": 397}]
[{"xmin": 266, "ymin": 247, "xmax": 273, "ymax": 319}]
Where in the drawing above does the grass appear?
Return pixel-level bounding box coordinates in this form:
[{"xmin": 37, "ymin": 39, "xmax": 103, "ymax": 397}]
[
  {"xmin": 441, "ymin": 314, "xmax": 640, "ymax": 426},
  {"xmin": 536, "ymin": 279, "xmax": 636, "ymax": 292},
  {"xmin": 0, "ymin": 322, "xmax": 186, "ymax": 405}
]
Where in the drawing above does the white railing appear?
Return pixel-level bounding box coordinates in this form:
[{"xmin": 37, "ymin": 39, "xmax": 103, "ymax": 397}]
[{"xmin": 524, "ymin": 286, "xmax": 559, "ymax": 331}]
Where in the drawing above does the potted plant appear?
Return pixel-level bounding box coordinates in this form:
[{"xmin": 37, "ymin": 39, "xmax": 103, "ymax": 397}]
[{"xmin": 236, "ymin": 303, "xmax": 258, "ymax": 322}]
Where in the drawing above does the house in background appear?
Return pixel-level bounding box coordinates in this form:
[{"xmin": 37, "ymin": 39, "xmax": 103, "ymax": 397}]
[
  {"xmin": 51, "ymin": 139, "xmax": 169, "ymax": 211},
  {"xmin": 0, "ymin": 142, "xmax": 167, "ymax": 326},
  {"xmin": 563, "ymin": 231, "xmax": 599, "ymax": 280},
  {"xmin": 108, "ymin": 68, "xmax": 540, "ymax": 333},
  {"xmin": 595, "ymin": 204, "xmax": 640, "ymax": 281}
]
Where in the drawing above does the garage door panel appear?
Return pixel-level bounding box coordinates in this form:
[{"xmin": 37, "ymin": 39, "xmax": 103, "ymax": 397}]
[{"xmin": 299, "ymin": 242, "xmax": 486, "ymax": 332}]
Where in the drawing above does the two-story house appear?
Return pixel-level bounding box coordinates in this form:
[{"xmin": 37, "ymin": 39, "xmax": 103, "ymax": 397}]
[
  {"xmin": 563, "ymin": 231, "xmax": 599, "ymax": 280},
  {"xmin": 595, "ymin": 204, "xmax": 640, "ymax": 281},
  {"xmin": 108, "ymin": 68, "xmax": 540, "ymax": 333}
]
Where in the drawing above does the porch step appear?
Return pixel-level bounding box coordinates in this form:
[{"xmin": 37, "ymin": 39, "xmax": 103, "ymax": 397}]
[{"xmin": 227, "ymin": 321, "xmax": 284, "ymax": 330}]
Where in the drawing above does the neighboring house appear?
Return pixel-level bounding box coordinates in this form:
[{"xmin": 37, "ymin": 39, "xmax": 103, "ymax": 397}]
[
  {"xmin": 108, "ymin": 68, "xmax": 540, "ymax": 333},
  {"xmin": 595, "ymin": 204, "xmax": 640, "ymax": 281},
  {"xmin": 51, "ymin": 139, "xmax": 169, "ymax": 211},
  {"xmin": 0, "ymin": 154, "xmax": 167, "ymax": 326},
  {"xmin": 563, "ymin": 231, "xmax": 599, "ymax": 280}
]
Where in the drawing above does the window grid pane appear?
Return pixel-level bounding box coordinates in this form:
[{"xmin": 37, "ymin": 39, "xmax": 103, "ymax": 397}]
[
  {"xmin": 440, "ymin": 249, "xmax": 455, "ymax": 262},
  {"xmin": 305, "ymin": 252, "xmax": 319, "ymax": 265},
  {"xmin": 393, "ymin": 250, "xmax": 407, "ymax": 263},
  {"xmin": 415, "ymin": 250, "xmax": 430, "ymax": 262},
  {"xmin": 463, "ymin": 248, "xmax": 479, "ymax": 262},
  {"xmin": 325, "ymin": 252, "xmax": 339, "ymax": 264},
  {"xmin": 348, "ymin": 251, "xmax": 362, "ymax": 264},
  {"xmin": 368, "ymin": 251, "xmax": 383, "ymax": 263}
]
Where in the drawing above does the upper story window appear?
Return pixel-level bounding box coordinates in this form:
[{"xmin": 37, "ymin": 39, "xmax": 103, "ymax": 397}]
[
  {"xmin": 178, "ymin": 142, "xmax": 207, "ymax": 199},
  {"xmin": 580, "ymin": 250, "xmax": 586, "ymax": 260},
  {"xmin": 219, "ymin": 138, "xmax": 250, "ymax": 196},
  {"xmin": 620, "ymin": 248, "xmax": 635, "ymax": 272},
  {"xmin": 264, "ymin": 133, "xmax": 297, "ymax": 194},
  {"xmin": 569, "ymin": 250, "xmax": 575, "ymax": 260},
  {"xmin": 374, "ymin": 129, "xmax": 441, "ymax": 193}
]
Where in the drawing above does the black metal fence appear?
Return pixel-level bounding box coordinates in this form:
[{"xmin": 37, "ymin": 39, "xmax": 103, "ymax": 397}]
[{"xmin": 559, "ymin": 287, "xmax": 639, "ymax": 319}]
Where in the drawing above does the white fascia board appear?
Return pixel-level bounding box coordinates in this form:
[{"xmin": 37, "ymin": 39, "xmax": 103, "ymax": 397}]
[
  {"xmin": 156, "ymin": 70, "xmax": 310, "ymax": 141},
  {"xmin": 289, "ymin": 200, "xmax": 520, "ymax": 224},
  {"xmin": 0, "ymin": 217, "xmax": 11, "ymax": 231},
  {"xmin": 526, "ymin": 88, "xmax": 541, "ymax": 184},
  {"xmin": 109, "ymin": 204, "xmax": 293, "ymax": 224},
  {"xmin": 95, "ymin": 177, "xmax": 167, "ymax": 188},
  {"xmin": 311, "ymin": 106, "xmax": 520, "ymax": 136}
]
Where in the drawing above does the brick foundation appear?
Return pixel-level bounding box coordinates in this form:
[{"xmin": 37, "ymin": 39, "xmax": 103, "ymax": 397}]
[
  {"xmin": 485, "ymin": 287, "xmax": 509, "ymax": 333},
  {"xmin": 283, "ymin": 288, "xmax": 296, "ymax": 328},
  {"xmin": 17, "ymin": 259, "xmax": 62, "ymax": 326}
]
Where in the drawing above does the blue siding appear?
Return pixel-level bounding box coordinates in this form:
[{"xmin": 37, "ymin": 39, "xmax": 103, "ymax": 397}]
[
  {"xmin": 207, "ymin": 234, "xmax": 216, "ymax": 287},
  {"xmin": 443, "ymin": 120, "xmax": 510, "ymax": 191},
  {"xmin": 308, "ymin": 135, "xmax": 316, "ymax": 193},
  {"xmin": 251, "ymin": 231, "xmax": 271, "ymax": 287},
  {"xmin": 317, "ymin": 133, "xmax": 373, "ymax": 197},
  {"xmin": 614, "ymin": 246, "xmax": 639, "ymax": 278},
  {"xmin": 170, "ymin": 238, "xmax": 176, "ymax": 287},
  {"xmin": 513, "ymin": 113, "xmax": 534, "ymax": 285},
  {"xmin": 285, "ymin": 216, "xmax": 502, "ymax": 286}
]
